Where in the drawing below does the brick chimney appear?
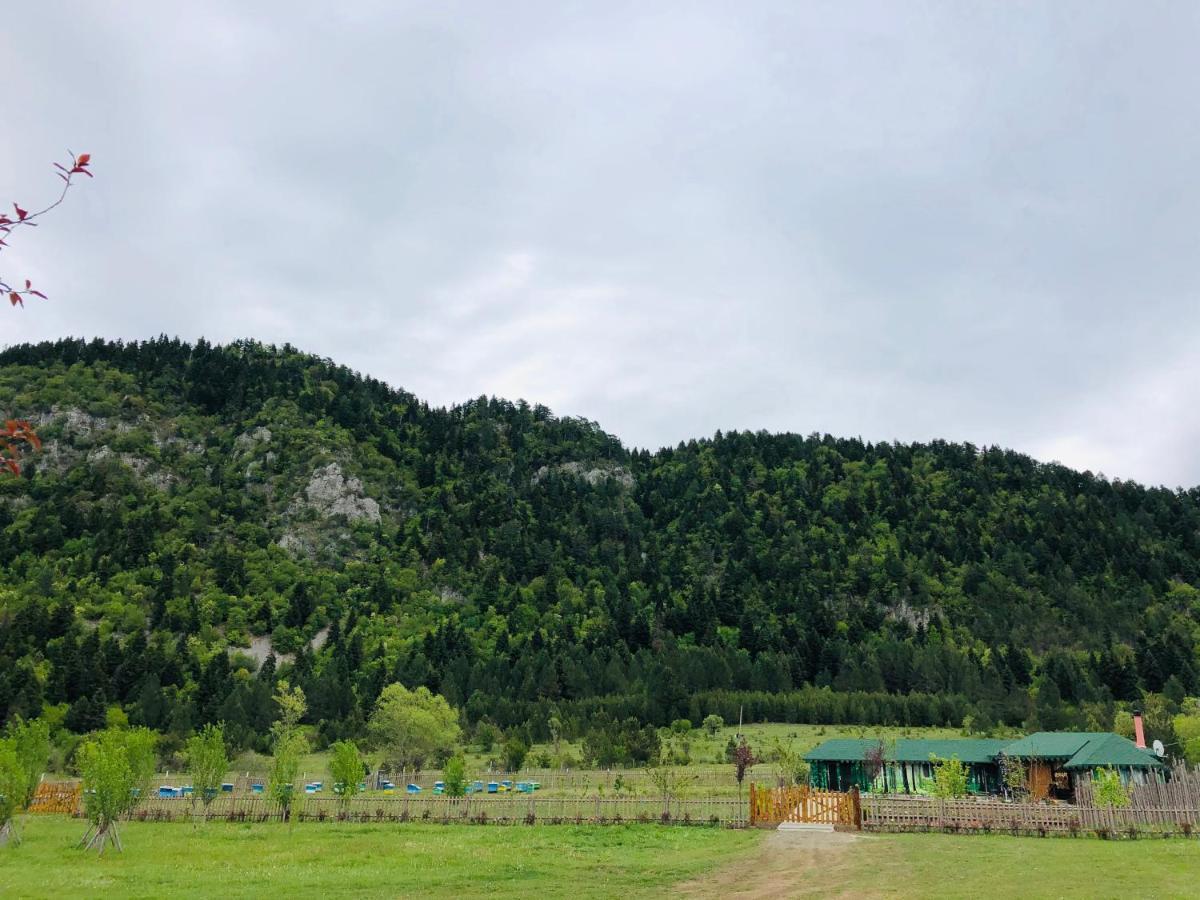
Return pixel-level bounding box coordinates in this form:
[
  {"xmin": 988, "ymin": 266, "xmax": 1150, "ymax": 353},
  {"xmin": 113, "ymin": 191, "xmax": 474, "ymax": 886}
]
[{"xmin": 1133, "ymin": 711, "xmax": 1146, "ymax": 749}]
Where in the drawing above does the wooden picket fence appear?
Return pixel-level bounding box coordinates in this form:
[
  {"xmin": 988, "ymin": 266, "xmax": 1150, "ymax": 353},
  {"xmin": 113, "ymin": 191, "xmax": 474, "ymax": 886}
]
[
  {"xmin": 862, "ymin": 764, "xmax": 1200, "ymax": 837},
  {"xmin": 1072, "ymin": 765, "xmax": 1200, "ymax": 833},
  {"xmin": 749, "ymin": 784, "xmax": 860, "ymax": 828},
  {"xmin": 186, "ymin": 767, "xmax": 748, "ymax": 798},
  {"xmin": 862, "ymin": 796, "xmax": 1081, "ymax": 834},
  {"xmin": 27, "ymin": 781, "xmax": 82, "ymax": 815},
  {"xmin": 125, "ymin": 793, "xmax": 747, "ymax": 827}
]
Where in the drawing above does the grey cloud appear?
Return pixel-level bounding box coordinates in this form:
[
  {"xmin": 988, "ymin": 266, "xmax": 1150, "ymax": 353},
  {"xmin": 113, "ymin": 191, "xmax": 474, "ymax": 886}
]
[{"xmin": 2, "ymin": 1, "xmax": 1198, "ymax": 486}]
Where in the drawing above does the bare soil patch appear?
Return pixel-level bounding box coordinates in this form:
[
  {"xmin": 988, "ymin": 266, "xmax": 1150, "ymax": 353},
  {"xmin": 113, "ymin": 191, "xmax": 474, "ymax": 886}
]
[{"xmin": 674, "ymin": 828, "xmax": 871, "ymax": 900}]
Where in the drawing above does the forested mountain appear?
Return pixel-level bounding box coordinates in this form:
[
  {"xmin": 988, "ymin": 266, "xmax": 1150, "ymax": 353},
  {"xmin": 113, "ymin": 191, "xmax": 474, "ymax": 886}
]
[{"xmin": 1, "ymin": 337, "xmax": 1197, "ymax": 755}]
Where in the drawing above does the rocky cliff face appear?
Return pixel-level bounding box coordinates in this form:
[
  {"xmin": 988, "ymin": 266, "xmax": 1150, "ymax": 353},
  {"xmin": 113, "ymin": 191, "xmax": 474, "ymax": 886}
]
[
  {"xmin": 531, "ymin": 460, "xmax": 635, "ymax": 490},
  {"xmin": 26, "ymin": 406, "xmax": 199, "ymax": 487},
  {"xmin": 276, "ymin": 462, "xmax": 383, "ymax": 557},
  {"xmin": 294, "ymin": 462, "xmax": 381, "ymax": 524}
]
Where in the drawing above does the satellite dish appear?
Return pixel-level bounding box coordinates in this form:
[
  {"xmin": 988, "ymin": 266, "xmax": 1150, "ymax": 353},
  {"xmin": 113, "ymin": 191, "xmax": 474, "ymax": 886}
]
[{"xmin": 1152, "ymin": 739, "xmax": 1165, "ymax": 758}]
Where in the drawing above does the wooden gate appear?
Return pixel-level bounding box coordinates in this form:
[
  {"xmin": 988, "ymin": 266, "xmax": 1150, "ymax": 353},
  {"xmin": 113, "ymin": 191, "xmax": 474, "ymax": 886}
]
[{"xmin": 749, "ymin": 784, "xmax": 860, "ymax": 828}]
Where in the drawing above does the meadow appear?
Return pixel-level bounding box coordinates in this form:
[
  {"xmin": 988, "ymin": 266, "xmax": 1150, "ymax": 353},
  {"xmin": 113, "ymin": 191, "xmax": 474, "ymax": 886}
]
[
  {"xmin": 2, "ymin": 816, "xmax": 1199, "ymax": 898},
  {"xmin": 217, "ymin": 722, "xmax": 972, "ymax": 800},
  {"xmin": 1, "ymin": 817, "xmax": 754, "ymax": 899}
]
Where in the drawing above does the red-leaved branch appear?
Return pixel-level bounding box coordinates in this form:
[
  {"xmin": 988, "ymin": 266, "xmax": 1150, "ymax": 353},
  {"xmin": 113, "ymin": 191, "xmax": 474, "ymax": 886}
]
[
  {"xmin": 1, "ymin": 150, "xmax": 92, "ymax": 474},
  {"xmin": 0, "ymin": 420, "xmax": 41, "ymax": 476},
  {"xmin": 1, "ymin": 150, "xmax": 92, "ymax": 307}
]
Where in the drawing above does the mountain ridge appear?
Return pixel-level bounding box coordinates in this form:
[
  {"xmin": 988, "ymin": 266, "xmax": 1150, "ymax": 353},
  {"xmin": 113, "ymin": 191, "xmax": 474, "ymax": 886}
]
[{"xmin": 0, "ymin": 336, "xmax": 1195, "ymax": 754}]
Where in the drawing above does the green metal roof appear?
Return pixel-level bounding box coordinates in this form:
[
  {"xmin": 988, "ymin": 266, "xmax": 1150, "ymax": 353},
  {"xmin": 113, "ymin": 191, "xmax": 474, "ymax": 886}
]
[
  {"xmin": 1062, "ymin": 734, "xmax": 1165, "ymax": 770},
  {"xmin": 895, "ymin": 739, "xmax": 1009, "ymax": 764},
  {"xmin": 999, "ymin": 732, "xmax": 1094, "ymax": 760},
  {"xmin": 804, "ymin": 738, "xmax": 1008, "ymax": 765},
  {"xmin": 804, "ymin": 739, "xmax": 879, "ymax": 762},
  {"xmin": 804, "ymin": 732, "xmax": 1164, "ymax": 770},
  {"xmin": 999, "ymin": 732, "xmax": 1164, "ymax": 769}
]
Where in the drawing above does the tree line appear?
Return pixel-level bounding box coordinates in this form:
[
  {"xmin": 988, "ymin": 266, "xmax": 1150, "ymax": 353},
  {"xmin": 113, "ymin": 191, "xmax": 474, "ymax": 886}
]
[{"xmin": 1, "ymin": 337, "xmax": 1199, "ymax": 759}]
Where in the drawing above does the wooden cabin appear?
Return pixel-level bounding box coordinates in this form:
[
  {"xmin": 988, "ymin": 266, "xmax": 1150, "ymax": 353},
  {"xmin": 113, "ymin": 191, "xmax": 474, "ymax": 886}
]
[
  {"xmin": 805, "ymin": 732, "xmax": 1165, "ymax": 798},
  {"xmin": 999, "ymin": 732, "xmax": 1165, "ymax": 800},
  {"xmin": 805, "ymin": 738, "xmax": 1007, "ymax": 794}
]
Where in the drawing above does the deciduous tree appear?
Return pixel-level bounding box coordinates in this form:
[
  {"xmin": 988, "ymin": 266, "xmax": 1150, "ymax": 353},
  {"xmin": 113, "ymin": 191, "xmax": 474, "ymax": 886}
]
[
  {"xmin": 184, "ymin": 723, "xmax": 228, "ymax": 823},
  {"xmin": 733, "ymin": 737, "xmax": 757, "ymax": 803},
  {"xmin": 328, "ymin": 739, "xmax": 364, "ymax": 810},
  {"xmin": 77, "ymin": 727, "xmax": 156, "ymax": 854},
  {"xmin": 0, "ymin": 742, "xmax": 25, "ymax": 846},
  {"xmin": 268, "ymin": 684, "xmax": 307, "ymax": 823},
  {"xmin": 767, "ymin": 737, "xmax": 809, "ymax": 788},
  {"xmin": 9, "ymin": 718, "xmax": 50, "ymax": 815},
  {"xmin": 368, "ymin": 684, "xmax": 460, "ymax": 775},
  {"xmin": 502, "ymin": 737, "xmax": 528, "ymax": 773}
]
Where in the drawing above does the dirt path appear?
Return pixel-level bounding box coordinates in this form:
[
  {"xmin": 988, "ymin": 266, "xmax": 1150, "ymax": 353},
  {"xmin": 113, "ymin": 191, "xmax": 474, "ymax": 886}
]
[{"xmin": 674, "ymin": 829, "xmax": 875, "ymax": 900}]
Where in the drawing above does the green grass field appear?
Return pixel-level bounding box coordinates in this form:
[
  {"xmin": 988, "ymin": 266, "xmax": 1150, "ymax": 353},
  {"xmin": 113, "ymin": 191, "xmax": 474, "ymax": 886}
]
[
  {"xmin": 785, "ymin": 832, "xmax": 1200, "ymax": 899},
  {"xmin": 222, "ymin": 722, "xmax": 972, "ymax": 799},
  {"xmin": 0, "ymin": 817, "xmax": 755, "ymax": 899},
  {"xmin": 2, "ymin": 817, "xmax": 1199, "ymax": 898}
]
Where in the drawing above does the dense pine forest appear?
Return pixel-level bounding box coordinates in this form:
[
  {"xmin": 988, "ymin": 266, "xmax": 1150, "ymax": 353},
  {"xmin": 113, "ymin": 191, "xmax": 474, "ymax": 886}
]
[{"xmin": 1, "ymin": 337, "xmax": 1197, "ymax": 759}]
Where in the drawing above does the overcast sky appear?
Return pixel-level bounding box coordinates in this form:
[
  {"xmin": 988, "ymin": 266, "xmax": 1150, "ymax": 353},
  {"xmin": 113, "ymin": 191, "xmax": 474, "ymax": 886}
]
[{"xmin": 3, "ymin": 2, "xmax": 1199, "ymax": 487}]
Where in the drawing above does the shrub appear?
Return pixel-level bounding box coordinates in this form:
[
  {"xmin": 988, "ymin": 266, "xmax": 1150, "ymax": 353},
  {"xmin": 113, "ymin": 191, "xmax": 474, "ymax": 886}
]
[
  {"xmin": 929, "ymin": 755, "xmax": 969, "ymax": 799},
  {"xmin": 475, "ymin": 722, "xmax": 501, "ymax": 754},
  {"xmin": 1093, "ymin": 768, "xmax": 1130, "ymax": 809},
  {"xmin": 503, "ymin": 738, "xmax": 528, "ymax": 773},
  {"xmin": 442, "ymin": 754, "xmax": 468, "ymax": 797},
  {"xmin": 328, "ymin": 740, "xmax": 365, "ymax": 808}
]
